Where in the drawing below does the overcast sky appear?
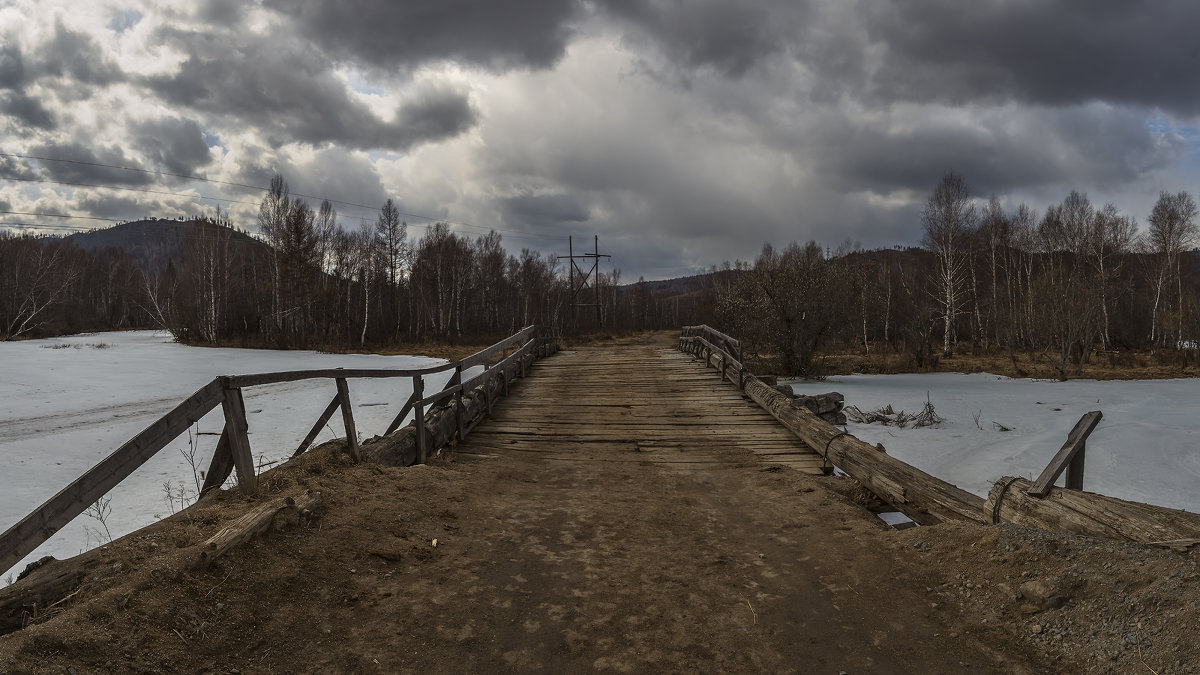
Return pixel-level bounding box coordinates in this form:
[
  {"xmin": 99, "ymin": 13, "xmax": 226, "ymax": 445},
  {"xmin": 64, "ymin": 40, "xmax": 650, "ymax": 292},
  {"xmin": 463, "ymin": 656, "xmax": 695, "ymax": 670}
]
[{"xmin": 2, "ymin": 1, "xmax": 1199, "ymax": 279}]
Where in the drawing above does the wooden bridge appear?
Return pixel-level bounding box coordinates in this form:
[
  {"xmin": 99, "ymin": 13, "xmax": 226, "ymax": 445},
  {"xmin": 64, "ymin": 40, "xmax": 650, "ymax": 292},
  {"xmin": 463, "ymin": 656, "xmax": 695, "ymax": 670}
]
[
  {"xmin": 0, "ymin": 331, "xmax": 1042, "ymax": 672},
  {"xmin": 4, "ymin": 322, "xmax": 1200, "ymax": 586},
  {"xmin": 459, "ymin": 337, "xmax": 826, "ymax": 473},
  {"xmin": 5, "ymin": 327, "xmax": 1200, "ymax": 671}
]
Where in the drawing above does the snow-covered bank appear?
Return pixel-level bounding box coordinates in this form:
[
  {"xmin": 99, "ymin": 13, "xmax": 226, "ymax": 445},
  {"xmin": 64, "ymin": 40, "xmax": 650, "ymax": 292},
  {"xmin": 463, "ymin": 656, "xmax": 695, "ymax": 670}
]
[
  {"xmin": 0, "ymin": 331, "xmax": 447, "ymax": 579},
  {"xmin": 785, "ymin": 372, "xmax": 1200, "ymax": 513}
]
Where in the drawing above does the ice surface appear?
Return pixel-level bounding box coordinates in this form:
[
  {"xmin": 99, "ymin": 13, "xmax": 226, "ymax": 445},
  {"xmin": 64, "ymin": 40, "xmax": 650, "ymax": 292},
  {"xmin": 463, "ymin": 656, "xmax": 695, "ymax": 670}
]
[
  {"xmin": 0, "ymin": 331, "xmax": 447, "ymax": 580},
  {"xmin": 786, "ymin": 372, "xmax": 1200, "ymax": 514}
]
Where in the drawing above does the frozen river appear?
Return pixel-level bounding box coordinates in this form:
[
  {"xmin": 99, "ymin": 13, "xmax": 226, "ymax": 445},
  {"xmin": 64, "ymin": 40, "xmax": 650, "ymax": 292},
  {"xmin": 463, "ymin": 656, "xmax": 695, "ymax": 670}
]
[
  {"xmin": 785, "ymin": 371, "xmax": 1200, "ymax": 513},
  {"xmin": 0, "ymin": 331, "xmax": 448, "ymax": 579}
]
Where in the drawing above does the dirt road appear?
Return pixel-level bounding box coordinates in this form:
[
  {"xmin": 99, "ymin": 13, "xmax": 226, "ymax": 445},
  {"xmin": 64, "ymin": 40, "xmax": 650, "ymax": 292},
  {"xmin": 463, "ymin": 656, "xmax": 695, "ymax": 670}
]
[{"xmin": 2, "ymin": 334, "xmax": 1195, "ymax": 673}]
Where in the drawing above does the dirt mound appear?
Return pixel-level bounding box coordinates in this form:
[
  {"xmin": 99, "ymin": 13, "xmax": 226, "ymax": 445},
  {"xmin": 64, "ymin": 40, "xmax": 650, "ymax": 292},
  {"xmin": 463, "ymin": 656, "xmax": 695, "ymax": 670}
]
[{"xmin": 0, "ymin": 439, "xmax": 1197, "ymax": 673}]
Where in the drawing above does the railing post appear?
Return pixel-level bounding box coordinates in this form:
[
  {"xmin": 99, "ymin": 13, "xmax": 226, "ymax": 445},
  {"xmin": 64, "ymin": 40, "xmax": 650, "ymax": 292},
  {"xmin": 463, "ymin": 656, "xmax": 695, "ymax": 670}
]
[
  {"xmin": 335, "ymin": 377, "xmax": 360, "ymax": 462},
  {"xmin": 1027, "ymin": 411, "xmax": 1102, "ymax": 498},
  {"xmin": 413, "ymin": 375, "xmax": 427, "ymax": 464},
  {"xmin": 220, "ymin": 383, "xmax": 257, "ymax": 495},
  {"xmin": 452, "ymin": 364, "xmax": 465, "ymax": 441}
]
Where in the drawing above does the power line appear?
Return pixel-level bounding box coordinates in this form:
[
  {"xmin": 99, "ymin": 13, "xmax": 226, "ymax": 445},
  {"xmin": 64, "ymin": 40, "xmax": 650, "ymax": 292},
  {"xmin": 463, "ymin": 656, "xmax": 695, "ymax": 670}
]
[
  {"xmin": 0, "ymin": 209, "xmax": 121, "ymax": 222},
  {"xmin": 1, "ymin": 175, "xmax": 263, "ymax": 208}
]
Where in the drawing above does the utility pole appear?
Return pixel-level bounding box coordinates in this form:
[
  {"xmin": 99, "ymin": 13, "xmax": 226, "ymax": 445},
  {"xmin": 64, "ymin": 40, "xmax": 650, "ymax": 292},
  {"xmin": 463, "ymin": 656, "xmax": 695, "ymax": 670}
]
[{"xmin": 557, "ymin": 235, "xmax": 611, "ymax": 328}]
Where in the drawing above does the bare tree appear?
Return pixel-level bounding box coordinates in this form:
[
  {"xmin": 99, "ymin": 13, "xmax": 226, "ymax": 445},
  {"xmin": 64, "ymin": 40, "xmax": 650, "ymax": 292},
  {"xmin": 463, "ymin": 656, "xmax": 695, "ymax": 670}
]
[
  {"xmin": 980, "ymin": 195, "xmax": 1007, "ymax": 347},
  {"xmin": 1, "ymin": 240, "xmax": 79, "ymax": 340},
  {"xmin": 257, "ymin": 175, "xmax": 291, "ymax": 340},
  {"xmin": 1086, "ymin": 204, "xmax": 1136, "ymax": 349},
  {"xmin": 1146, "ymin": 191, "xmax": 1199, "ymax": 347},
  {"xmin": 921, "ymin": 171, "xmax": 977, "ymax": 357}
]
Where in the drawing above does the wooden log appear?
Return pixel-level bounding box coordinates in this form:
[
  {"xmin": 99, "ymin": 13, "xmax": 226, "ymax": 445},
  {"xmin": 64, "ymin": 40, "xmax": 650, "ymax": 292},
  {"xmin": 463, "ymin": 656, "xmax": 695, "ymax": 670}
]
[
  {"xmin": 0, "ymin": 548, "xmax": 107, "ymax": 635},
  {"xmin": 0, "ymin": 379, "xmax": 225, "ymax": 578},
  {"xmin": 680, "ymin": 329, "xmax": 1200, "ymax": 545},
  {"xmin": 984, "ymin": 477, "xmax": 1200, "ymax": 544},
  {"xmin": 681, "ymin": 342, "xmax": 984, "ymax": 525},
  {"xmin": 794, "ymin": 393, "xmax": 844, "ymax": 416},
  {"xmin": 193, "ymin": 492, "xmax": 322, "ymax": 569},
  {"xmin": 741, "ymin": 374, "xmax": 986, "ymax": 525},
  {"xmin": 0, "ymin": 490, "xmax": 319, "ymax": 635}
]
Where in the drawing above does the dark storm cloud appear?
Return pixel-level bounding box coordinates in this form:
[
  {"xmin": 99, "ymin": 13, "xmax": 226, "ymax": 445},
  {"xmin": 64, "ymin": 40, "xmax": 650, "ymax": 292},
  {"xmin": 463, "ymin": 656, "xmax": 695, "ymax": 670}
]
[
  {"xmin": 145, "ymin": 27, "xmax": 478, "ymax": 151},
  {"xmin": 197, "ymin": 0, "xmax": 245, "ymax": 24},
  {"xmin": 0, "ymin": 155, "xmax": 40, "ymax": 181},
  {"xmin": 132, "ymin": 117, "xmax": 211, "ymax": 176},
  {"xmin": 231, "ymin": 147, "xmax": 389, "ymax": 215},
  {"xmin": 265, "ymin": 0, "xmax": 583, "ymax": 71},
  {"xmin": 596, "ymin": 1, "xmax": 1200, "ymax": 114},
  {"xmin": 501, "ymin": 192, "xmax": 590, "ymax": 229},
  {"xmin": 74, "ymin": 193, "xmax": 149, "ymax": 220},
  {"xmin": 0, "ymin": 45, "xmax": 27, "ymax": 89},
  {"xmin": 858, "ymin": 1, "xmax": 1200, "ymax": 113},
  {"xmin": 35, "ymin": 22, "xmax": 124, "ymax": 87},
  {"xmin": 601, "ymin": 0, "xmax": 795, "ymax": 77},
  {"xmin": 289, "ymin": 148, "xmax": 389, "ymax": 212},
  {"xmin": 0, "ymin": 93, "xmax": 55, "ymax": 130},
  {"xmin": 394, "ymin": 86, "xmax": 479, "ymax": 149},
  {"xmin": 28, "ymin": 141, "xmax": 154, "ymax": 186},
  {"xmin": 818, "ymin": 105, "xmax": 1182, "ymax": 196}
]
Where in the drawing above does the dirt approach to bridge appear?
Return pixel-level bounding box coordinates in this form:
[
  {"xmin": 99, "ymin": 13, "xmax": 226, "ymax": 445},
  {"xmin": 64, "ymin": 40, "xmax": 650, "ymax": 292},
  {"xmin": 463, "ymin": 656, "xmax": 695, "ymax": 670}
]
[{"xmin": 1, "ymin": 333, "xmax": 1198, "ymax": 674}]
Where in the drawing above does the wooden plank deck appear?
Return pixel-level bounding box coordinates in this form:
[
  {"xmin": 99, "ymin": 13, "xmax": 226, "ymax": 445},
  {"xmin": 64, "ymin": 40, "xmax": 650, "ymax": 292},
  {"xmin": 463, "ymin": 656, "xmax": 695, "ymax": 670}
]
[{"xmin": 461, "ymin": 342, "xmax": 825, "ymax": 473}]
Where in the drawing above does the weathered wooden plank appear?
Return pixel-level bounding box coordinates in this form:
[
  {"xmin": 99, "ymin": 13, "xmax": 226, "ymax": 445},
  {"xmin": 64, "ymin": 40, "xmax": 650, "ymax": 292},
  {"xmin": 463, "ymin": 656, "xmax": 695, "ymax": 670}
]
[
  {"xmin": 227, "ymin": 364, "xmax": 454, "ymax": 388},
  {"xmin": 221, "ymin": 386, "xmax": 257, "ymax": 495},
  {"xmin": 1027, "ymin": 411, "xmax": 1102, "ymax": 498},
  {"xmin": 384, "ymin": 390, "xmax": 420, "ymax": 436},
  {"xmin": 294, "ymin": 394, "xmax": 342, "ymax": 457},
  {"xmin": 200, "ymin": 428, "xmax": 234, "ymax": 496},
  {"xmin": 458, "ymin": 326, "xmax": 536, "ymax": 369},
  {"xmin": 0, "ymin": 379, "xmax": 226, "ymax": 577},
  {"xmin": 335, "ymin": 378, "xmax": 360, "ymax": 462}
]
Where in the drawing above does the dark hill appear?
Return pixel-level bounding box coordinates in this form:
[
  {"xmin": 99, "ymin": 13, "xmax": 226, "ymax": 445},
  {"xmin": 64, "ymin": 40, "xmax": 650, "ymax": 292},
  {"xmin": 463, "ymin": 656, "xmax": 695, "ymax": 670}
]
[{"xmin": 67, "ymin": 218, "xmax": 265, "ymax": 272}]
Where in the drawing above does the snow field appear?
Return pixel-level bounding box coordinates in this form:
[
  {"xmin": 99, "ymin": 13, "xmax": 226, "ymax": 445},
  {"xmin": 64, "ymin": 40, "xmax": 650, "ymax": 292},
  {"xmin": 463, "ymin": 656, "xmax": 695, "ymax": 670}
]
[
  {"xmin": 0, "ymin": 331, "xmax": 448, "ymax": 580},
  {"xmin": 785, "ymin": 372, "xmax": 1200, "ymax": 513}
]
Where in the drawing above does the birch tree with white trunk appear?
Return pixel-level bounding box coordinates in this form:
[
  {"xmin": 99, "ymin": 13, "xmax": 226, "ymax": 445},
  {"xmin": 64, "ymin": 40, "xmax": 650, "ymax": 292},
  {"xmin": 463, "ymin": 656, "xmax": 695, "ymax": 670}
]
[{"xmin": 921, "ymin": 171, "xmax": 977, "ymax": 358}]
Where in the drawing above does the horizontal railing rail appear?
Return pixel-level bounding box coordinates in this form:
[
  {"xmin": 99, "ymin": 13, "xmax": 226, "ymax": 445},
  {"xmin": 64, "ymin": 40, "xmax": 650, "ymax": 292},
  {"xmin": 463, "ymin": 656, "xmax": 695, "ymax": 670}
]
[{"xmin": 0, "ymin": 325, "xmax": 560, "ymax": 579}]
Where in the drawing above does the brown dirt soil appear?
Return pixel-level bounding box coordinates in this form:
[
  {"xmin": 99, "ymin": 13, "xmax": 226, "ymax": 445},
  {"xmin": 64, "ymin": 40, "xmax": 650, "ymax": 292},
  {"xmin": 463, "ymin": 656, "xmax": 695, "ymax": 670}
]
[{"xmin": 1, "ymin": 334, "xmax": 1198, "ymax": 673}]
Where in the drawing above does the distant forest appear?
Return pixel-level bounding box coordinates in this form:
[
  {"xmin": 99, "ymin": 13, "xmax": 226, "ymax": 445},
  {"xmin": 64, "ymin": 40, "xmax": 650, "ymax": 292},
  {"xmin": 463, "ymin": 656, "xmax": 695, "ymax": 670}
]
[
  {"xmin": 3, "ymin": 171, "xmax": 1200, "ymax": 379},
  {"xmin": 715, "ymin": 172, "xmax": 1200, "ymax": 378},
  {"xmin": 0, "ymin": 175, "xmax": 707, "ymax": 347}
]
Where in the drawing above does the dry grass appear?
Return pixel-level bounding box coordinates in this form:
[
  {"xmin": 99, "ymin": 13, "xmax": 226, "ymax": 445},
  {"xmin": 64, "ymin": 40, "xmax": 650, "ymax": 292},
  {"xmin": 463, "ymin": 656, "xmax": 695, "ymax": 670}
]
[{"xmin": 818, "ymin": 346, "xmax": 1200, "ymax": 381}]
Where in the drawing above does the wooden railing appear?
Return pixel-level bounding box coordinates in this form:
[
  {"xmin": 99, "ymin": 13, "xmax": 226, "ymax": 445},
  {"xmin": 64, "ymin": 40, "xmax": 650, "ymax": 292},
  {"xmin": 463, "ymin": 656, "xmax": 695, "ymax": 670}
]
[
  {"xmin": 679, "ymin": 325, "xmax": 746, "ymax": 389},
  {"xmin": 678, "ymin": 324, "xmax": 1200, "ymax": 547},
  {"xmin": 0, "ymin": 325, "xmax": 561, "ymax": 578}
]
